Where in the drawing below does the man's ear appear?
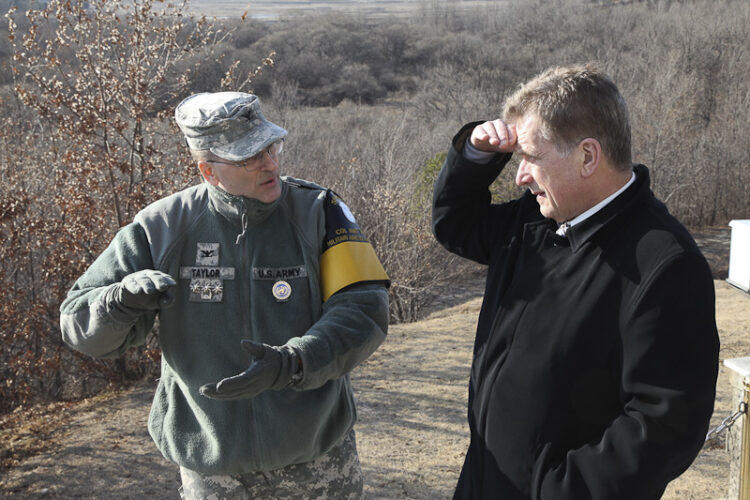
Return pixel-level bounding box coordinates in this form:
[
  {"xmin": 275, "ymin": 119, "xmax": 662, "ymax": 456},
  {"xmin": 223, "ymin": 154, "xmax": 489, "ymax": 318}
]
[
  {"xmin": 197, "ymin": 161, "xmax": 219, "ymax": 186},
  {"xmin": 579, "ymin": 138, "xmax": 602, "ymax": 178}
]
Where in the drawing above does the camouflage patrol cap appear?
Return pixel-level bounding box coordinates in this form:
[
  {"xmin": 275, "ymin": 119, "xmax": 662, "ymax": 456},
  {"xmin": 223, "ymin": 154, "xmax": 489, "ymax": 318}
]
[{"xmin": 175, "ymin": 92, "xmax": 287, "ymax": 162}]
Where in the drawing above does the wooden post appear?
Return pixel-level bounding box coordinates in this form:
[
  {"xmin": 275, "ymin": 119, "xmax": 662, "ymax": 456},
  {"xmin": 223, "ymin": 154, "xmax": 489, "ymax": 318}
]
[{"xmin": 724, "ymin": 357, "xmax": 750, "ymax": 500}]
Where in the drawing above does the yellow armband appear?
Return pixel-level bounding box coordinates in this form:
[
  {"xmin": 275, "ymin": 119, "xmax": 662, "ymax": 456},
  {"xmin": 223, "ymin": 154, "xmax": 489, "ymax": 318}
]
[{"xmin": 320, "ymin": 191, "xmax": 389, "ymax": 301}]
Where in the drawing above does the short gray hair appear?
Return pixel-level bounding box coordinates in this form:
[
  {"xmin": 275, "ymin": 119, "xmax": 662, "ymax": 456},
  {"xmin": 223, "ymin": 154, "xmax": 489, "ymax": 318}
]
[{"xmin": 503, "ymin": 64, "xmax": 632, "ymax": 171}]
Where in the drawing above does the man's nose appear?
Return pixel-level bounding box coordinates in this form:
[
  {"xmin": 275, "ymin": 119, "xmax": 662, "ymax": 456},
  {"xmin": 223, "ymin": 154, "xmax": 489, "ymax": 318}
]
[{"xmin": 515, "ymin": 160, "xmax": 532, "ymax": 186}]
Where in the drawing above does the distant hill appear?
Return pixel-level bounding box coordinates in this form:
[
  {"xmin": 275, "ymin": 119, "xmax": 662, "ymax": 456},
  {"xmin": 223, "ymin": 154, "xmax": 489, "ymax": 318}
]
[{"xmin": 186, "ymin": 0, "xmax": 510, "ymax": 20}]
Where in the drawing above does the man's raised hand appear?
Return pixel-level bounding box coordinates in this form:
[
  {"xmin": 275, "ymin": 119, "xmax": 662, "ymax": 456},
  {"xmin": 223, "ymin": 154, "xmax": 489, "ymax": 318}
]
[{"xmin": 470, "ymin": 119, "xmax": 517, "ymax": 153}]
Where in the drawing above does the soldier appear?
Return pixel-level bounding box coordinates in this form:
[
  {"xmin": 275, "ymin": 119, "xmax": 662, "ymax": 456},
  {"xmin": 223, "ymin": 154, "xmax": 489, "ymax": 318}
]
[{"xmin": 60, "ymin": 92, "xmax": 390, "ymax": 499}]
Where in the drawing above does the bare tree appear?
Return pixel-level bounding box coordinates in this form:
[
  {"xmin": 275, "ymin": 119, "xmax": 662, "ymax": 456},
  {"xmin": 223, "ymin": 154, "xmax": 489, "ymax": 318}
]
[{"xmin": 0, "ymin": 0, "xmax": 271, "ymax": 410}]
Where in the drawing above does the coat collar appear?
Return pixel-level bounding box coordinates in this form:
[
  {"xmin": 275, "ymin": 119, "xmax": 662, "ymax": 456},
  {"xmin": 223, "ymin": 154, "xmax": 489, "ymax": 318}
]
[
  {"xmin": 206, "ymin": 181, "xmax": 286, "ymax": 228},
  {"xmin": 564, "ymin": 164, "xmax": 651, "ymax": 252}
]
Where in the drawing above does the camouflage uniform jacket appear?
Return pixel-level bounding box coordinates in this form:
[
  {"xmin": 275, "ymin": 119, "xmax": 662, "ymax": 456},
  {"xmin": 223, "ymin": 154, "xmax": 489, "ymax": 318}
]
[{"xmin": 60, "ymin": 177, "xmax": 389, "ymax": 475}]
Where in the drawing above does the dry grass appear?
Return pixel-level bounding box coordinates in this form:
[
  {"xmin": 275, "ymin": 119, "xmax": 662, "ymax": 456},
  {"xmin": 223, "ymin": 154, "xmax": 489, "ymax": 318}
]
[{"xmin": 2, "ymin": 279, "xmax": 747, "ymax": 499}]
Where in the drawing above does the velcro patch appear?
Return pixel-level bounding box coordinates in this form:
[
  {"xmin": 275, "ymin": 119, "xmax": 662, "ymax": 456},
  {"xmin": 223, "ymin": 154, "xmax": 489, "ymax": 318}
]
[{"xmin": 253, "ymin": 266, "xmax": 308, "ymax": 280}]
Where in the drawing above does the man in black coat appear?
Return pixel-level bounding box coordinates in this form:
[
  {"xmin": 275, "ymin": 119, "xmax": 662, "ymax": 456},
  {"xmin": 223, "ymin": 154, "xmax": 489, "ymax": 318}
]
[{"xmin": 432, "ymin": 64, "xmax": 719, "ymax": 499}]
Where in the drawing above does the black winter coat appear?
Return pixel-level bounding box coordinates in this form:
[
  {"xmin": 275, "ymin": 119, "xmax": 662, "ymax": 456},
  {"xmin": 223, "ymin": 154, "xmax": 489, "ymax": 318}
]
[{"xmin": 432, "ymin": 124, "xmax": 719, "ymax": 500}]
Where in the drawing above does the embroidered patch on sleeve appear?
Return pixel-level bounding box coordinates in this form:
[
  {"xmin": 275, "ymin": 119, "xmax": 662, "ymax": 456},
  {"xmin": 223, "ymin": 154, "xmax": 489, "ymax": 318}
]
[{"xmin": 320, "ymin": 190, "xmax": 389, "ymax": 301}]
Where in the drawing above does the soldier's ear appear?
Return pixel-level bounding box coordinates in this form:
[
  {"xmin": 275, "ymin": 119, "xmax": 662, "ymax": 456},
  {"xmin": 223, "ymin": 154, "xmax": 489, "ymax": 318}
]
[{"xmin": 198, "ymin": 161, "xmax": 219, "ymax": 186}]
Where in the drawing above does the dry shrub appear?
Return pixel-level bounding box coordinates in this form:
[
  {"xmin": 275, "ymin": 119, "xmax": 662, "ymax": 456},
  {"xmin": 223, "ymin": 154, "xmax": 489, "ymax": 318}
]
[
  {"xmin": 1, "ymin": 0, "xmax": 748, "ymax": 411},
  {"xmin": 0, "ymin": 0, "xmax": 267, "ymax": 412},
  {"xmin": 273, "ymin": 101, "xmax": 465, "ymax": 323}
]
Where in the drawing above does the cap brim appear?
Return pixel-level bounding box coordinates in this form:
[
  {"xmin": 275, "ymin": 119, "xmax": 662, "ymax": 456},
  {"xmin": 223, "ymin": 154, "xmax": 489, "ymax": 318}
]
[{"xmin": 210, "ymin": 120, "xmax": 288, "ymax": 162}]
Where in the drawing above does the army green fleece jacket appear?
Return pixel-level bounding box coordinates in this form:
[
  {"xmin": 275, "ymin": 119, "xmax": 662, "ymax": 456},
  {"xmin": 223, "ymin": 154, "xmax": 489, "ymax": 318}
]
[{"xmin": 59, "ymin": 177, "xmax": 389, "ymax": 475}]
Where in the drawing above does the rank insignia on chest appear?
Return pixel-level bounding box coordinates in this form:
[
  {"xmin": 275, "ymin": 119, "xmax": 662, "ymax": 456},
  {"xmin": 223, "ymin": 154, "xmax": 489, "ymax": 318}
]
[{"xmin": 180, "ymin": 243, "xmax": 235, "ymax": 302}]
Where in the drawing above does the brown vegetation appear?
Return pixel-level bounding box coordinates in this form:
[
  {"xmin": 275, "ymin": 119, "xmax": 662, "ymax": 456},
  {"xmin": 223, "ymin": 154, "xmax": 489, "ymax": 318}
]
[
  {"xmin": 0, "ymin": 0, "xmax": 271, "ymax": 411},
  {"xmin": 0, "ymin": 0, "xmax": 748, "ymax": 417}
]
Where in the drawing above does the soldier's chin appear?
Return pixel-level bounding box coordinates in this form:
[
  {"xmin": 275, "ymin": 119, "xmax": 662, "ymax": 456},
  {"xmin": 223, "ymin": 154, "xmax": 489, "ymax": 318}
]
[{"xmin": 257, "ymin": 179, "xmax": 281, "ymax": 203}]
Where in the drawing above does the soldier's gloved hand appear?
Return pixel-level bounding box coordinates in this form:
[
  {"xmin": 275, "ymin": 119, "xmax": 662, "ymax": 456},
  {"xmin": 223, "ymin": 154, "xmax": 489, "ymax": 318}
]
[
  {"xmin": 116, "ymin": 269, "xmax": 176, "ymax": 310},
  {"xmin": 199, "ymin": 340, "xmax": 297, "ymax": 400}
]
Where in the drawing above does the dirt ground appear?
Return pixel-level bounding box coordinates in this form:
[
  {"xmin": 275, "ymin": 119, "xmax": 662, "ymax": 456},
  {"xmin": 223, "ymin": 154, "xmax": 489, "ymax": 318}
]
[{"xmin": 2, "ymin": 228, "xmax": 749, "ymax": 499}]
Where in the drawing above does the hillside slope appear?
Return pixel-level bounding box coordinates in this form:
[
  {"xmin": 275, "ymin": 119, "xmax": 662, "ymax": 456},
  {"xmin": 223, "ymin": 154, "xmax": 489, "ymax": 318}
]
[{"xmin": 2, "ymin": 280, "xmax": 748, "ymax": 498}]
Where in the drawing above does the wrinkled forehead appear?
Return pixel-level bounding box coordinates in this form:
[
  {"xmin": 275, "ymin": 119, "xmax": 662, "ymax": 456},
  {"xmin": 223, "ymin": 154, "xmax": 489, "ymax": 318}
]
[{"xmin": 513, "ymin": 114, "xmax": 550, "ymax": 153}]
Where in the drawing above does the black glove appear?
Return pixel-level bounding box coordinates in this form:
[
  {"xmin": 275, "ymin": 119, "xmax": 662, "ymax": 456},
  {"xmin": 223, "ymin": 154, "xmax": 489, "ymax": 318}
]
[
  {"xmin": 199, "ymin": 340, "xmax": 298, "ymax": 400},
  {"xmin": 116, "ymin": 270, "xmax": 176, "ymax": 310}
]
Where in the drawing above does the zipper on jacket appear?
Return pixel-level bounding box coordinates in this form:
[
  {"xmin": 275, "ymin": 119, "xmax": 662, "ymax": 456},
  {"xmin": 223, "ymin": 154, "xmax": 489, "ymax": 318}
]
[
  {"xmin": 236, "ymin": 211, "xmax": 248, "ymax": 245},
  {"xmin": 238, "ymin": 207, "xmax": 251, "ymax": 341},
  {"xmin": 236, "ymin": 205, "xmax": 263, "ymax": 468}
]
